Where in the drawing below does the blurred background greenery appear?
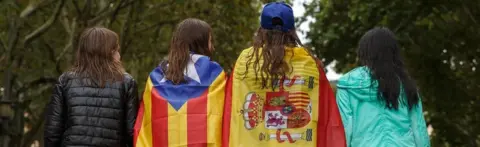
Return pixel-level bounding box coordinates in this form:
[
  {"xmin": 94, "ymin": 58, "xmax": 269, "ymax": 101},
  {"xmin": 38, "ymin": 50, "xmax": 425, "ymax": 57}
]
[{"xmin": 0, "ymin": 0, "xmax": 478, "ymax": 147}]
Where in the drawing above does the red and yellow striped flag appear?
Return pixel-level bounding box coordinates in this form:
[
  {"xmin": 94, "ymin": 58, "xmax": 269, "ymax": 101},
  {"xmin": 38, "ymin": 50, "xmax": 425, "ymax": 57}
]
[
  {"xmin": 223, "ymin": 47, "xmax": 346, "ymax": 147},
  {"xmin": 134, "ymin": 54, "xmax": 226, "ymax": 147}
]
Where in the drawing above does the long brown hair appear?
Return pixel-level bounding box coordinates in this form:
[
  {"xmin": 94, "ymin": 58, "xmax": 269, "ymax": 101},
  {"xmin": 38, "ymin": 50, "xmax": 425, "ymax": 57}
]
[
  {"xmin": 161, "ymin": 18, "xmax": 213, "ymax": 84},
  {"xmin": 244, "ymin": 27, "xmax": 304, "ymax": 89},
  {"xmin": 71, "ymin": 27, "xmax": 125, "ymax": 86}
]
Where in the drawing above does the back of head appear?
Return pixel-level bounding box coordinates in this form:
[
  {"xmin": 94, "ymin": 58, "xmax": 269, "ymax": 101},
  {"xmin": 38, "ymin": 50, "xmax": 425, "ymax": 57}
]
[
  {"xmin": 71, "ymin": 27, "xmax": 124, "ymax": 86},
  {"xmin": 245, "ymin": 2, "xmax": 309, "ymax": 89},
  {"xmin": 162, "ymin": 18, "xmax": 213, "ymax": 84},
  {"xmin": 357, "ymin": 27, "xmax": 419, "ymax": 110}
]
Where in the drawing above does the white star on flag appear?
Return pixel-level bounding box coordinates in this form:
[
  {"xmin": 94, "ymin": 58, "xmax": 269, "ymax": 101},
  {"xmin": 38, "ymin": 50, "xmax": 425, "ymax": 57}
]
[{"xmin": 160, "ymin": 54, "xmax": 203, "ymax": 83}]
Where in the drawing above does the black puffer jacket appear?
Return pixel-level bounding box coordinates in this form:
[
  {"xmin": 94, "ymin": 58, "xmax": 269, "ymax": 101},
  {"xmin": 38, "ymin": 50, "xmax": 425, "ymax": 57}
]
[{"xmin": 44, "ymin": 72, "xmax": 139, "ymax": 147}]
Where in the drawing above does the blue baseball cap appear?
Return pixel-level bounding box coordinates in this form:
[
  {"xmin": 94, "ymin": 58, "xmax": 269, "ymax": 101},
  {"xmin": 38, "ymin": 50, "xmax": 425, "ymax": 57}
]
[{"xmin": 260, "ymin": 2, "xmax": 295, "ymax": 32}]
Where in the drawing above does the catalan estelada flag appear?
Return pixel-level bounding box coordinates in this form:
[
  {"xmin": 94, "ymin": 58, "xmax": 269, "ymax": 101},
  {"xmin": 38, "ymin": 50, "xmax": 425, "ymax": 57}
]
[
  {"xmin": 134, "ymin": 54, "xmax": 226, "ymax": 147},
  {"xmin": 223, "ymin": 47, "xmax": 346, "ymax": 147}
]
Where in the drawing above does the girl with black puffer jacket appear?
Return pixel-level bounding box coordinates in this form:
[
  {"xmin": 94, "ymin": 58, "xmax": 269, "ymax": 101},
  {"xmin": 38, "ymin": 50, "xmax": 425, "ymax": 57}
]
[{"xmin": 44, "ymin": 27, "xmax": 139, "ymax": 147}]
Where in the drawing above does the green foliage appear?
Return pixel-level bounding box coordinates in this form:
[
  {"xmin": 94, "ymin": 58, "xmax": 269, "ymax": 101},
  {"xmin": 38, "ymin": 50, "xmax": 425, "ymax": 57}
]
[
  {"xmin": 0, "ymin": 0, "xmax": 262, "ymax": 146},
  {"xmin": 304, "ymin": 0, "xmax": 480, "ymax": 146}
]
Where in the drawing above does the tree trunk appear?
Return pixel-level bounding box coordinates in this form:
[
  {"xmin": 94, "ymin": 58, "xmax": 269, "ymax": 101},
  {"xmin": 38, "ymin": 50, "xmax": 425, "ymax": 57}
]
[
  {"xmin": 8, "ymin": 105, "xmax": 24, "ymax": 147},
  {"xmin": 1, "ymin": 5, "xmax": 18, "ymax": 147},
  {"xmin": 0, "ymin": 136, "xmax": 10, "ymax": 147}
]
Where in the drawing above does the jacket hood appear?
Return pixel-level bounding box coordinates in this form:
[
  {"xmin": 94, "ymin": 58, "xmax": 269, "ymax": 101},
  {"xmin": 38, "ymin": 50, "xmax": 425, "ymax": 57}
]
[{"xmin": 336, "ymin": 66, "xmax": 379, "ymax": 101}]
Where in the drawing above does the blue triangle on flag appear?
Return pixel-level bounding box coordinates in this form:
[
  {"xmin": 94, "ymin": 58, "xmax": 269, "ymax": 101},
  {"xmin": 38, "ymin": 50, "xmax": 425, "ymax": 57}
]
[
  {"xmin": 165, "ymin": 95, "xmax": 190, "ymax": 111},
  {"xmin": 153, "ymin": 85, "xmax": 208, "ymax": 111}
]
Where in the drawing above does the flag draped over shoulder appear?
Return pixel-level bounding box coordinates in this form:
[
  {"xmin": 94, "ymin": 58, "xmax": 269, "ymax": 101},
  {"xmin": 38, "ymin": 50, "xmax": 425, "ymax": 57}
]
[
  {"xmin": 223, "ymin": 47, "xmax": 346, "ymax": 147},
  {"xmin": 134, "ymin": 54, "xmax": 226, "ymax": 147}
]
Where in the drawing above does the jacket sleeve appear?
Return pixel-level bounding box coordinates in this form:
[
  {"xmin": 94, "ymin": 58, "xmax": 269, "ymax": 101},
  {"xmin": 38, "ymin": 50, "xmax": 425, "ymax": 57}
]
[
  {"xmin": 410, "ymin": 97, "xmax": 431, "ymax": 147},
  {"xmin": 316, "ymin": 62, "xmax": 347, "ymax": 147},
  {"xmin": 125, "ymin": 79, "xmax": 139, "ymax": 147},
  {"xmin": 44, "ymin": 77, "xmax": 66, "ymax": 147},
  {"xmin": 336, "ymin": 88, "xmax": 352, "ymax": 146}
]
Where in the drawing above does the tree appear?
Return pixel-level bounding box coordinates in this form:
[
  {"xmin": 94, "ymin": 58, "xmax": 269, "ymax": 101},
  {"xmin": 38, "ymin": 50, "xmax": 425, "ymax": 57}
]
[
  {"xmin": 0, "ymin": 0, "xmax": 261, "ymax": 146},
  {"xmin": 304, "ymin": 0, "xmax": 480, "ymax": 146}
]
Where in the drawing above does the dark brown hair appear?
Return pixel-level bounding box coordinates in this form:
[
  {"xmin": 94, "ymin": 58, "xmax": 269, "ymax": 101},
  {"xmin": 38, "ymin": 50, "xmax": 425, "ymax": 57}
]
[
  {"xmin": 244, "ymin": 27, "xmax": 304, "ymax": 89},
  {"xmin": 71, "ymin": 27, "xmax": 124, "ymax": 86},
  {"xmin": 161, "ymin": 18, "xmax": 213, "ymax": 84}
]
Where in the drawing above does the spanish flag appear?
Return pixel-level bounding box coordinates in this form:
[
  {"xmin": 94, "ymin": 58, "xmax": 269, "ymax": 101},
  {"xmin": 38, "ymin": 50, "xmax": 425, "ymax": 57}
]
[
  {"xmin": 134, "ymin": 54, "xmax": 226, "ymax": 147},
  {"xmin": 223, "ymin": 47, "xmax": 346, "ymax": 147}
]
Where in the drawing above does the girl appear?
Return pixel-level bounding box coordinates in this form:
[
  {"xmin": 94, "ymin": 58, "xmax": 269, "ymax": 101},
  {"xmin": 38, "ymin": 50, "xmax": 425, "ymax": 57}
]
[
  {"xmin": 44, "ymin": 27, "xmax": 139, "ymax": 147},
  {"xmin": 134, "ymin": 18, "xmax": 225, "ymax": 147},
  {"xmin": 223, "ymin": 2, "xmax": 346, "ymax": 147},
  {"xmin": 335, "ymin": 27, "xmax": 430, "ymax": 147}
]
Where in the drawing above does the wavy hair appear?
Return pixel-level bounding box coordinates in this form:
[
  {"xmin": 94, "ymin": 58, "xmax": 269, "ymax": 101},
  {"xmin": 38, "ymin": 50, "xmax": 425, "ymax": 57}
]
[{"xmin": 244, "ymin": 18, "xmax": 305, "ymax": 89}]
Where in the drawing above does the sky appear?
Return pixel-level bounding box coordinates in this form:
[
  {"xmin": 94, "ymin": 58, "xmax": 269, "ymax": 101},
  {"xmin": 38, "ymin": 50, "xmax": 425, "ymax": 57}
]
[{"xmin": 291, "ymin": 0, "xmax": 342, "ymax": 81}]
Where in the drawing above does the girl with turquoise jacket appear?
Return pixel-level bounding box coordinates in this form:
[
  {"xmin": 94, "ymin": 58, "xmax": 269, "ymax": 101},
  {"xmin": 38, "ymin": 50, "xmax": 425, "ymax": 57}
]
[{"xmin": 336, "ymin": 27, "xmax": 430, "ymax": 147}]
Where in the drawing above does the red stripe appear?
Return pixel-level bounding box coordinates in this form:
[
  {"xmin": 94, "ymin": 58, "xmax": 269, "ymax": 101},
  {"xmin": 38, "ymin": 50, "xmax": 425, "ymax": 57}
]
[
  {"xmin": 187, "ymin": 90, "xmax": 209, "ymax": 147},
  {"xmin": 293, "ymin": 104, "xmax": 309, "ymax": 107},
  {"xmin": 288, "ymin": 92, "xmax": 309, "ymax": 96},
  {"xmin": 151, "ymin": 88, "xmax": 169, "ymax": 147},
  {"xmin": 133, "ymin": 100, "xmax": 144, "ymax": 146},
  {"xmin": 316, "ymin": 59, "xmax": 329, "ymax": 147},
  {"xmin": 315, "ymin": 59, "xmax": 347, "ymax": 147},
  {"xmin": 288, "ymin": 96, "xmax": 310, "ymax": 99},
  {"xmin": 222, "ymin": 71, "xmax": 233, "ymax": 147}
]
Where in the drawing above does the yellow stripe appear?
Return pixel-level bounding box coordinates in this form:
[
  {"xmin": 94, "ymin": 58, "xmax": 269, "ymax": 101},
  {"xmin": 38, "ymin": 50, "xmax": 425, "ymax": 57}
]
[
  {"xmin": 291, "ymin": 102, "xmax": 310, "ymax": 105},
  {"xmin": 288, "ymin": 98, "xmax": 310, "ymax": 101},
  {"xmin": 207, "ymin": 72, "xmax": 226, "ymax": 147},
  {"xmin": 168, "ymin": 102, "xmax": 188, "ymax": 146},
  {"xmin": 135, "ymin": 78, "xmax": 153, "ymax": 147}
]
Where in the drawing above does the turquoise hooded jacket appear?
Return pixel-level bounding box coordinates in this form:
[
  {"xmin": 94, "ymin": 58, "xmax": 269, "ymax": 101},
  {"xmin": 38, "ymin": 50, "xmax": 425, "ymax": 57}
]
[{"xmin": 336, "ymin": 67, "xmax": 430, "ymax": 147}]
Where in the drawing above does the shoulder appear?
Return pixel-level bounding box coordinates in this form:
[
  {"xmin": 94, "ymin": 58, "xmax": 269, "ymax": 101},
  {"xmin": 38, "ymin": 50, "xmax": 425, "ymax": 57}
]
[
  {"xmin": 192, "ymin": 54, "xmax": 224, "ymax": 76},
  {"xmin": 58, "ymin": 72, "xmax": 76, "ymax": 85},
  {"xmin": 123, "ymin": 73, "xmax": 134, "ymax": 80},
  {"xmin": 337, "ymin": 66, "xmax": 374, "ymax": 88},
  {"xmin": 122, "ymin": 73, "xmax": 136, "ymax": 85},
  {"xmin": 289, "ymin": 46, "xmax": 317, "ymax": 63},
  {"xmin": 118, "ymin": 73, "xmax": 138, "ymax": 91},
  {"xmin": 341, "ymin": 67, "xmax": 370, "ymax": 79},
  {"xmin": 234, "ymin": 47, "xmax": 254, "ymax": 68},
  {"xmin": 196, "ymin": 54, "xmax": 224, "ymax": 69},
  {"xmin": 238, "ymin": 47, "xmax": 254, "ymax": 59},
  {"xmin": 241, "ymin": 47, "xmax": 254, "ymax": 53}
]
